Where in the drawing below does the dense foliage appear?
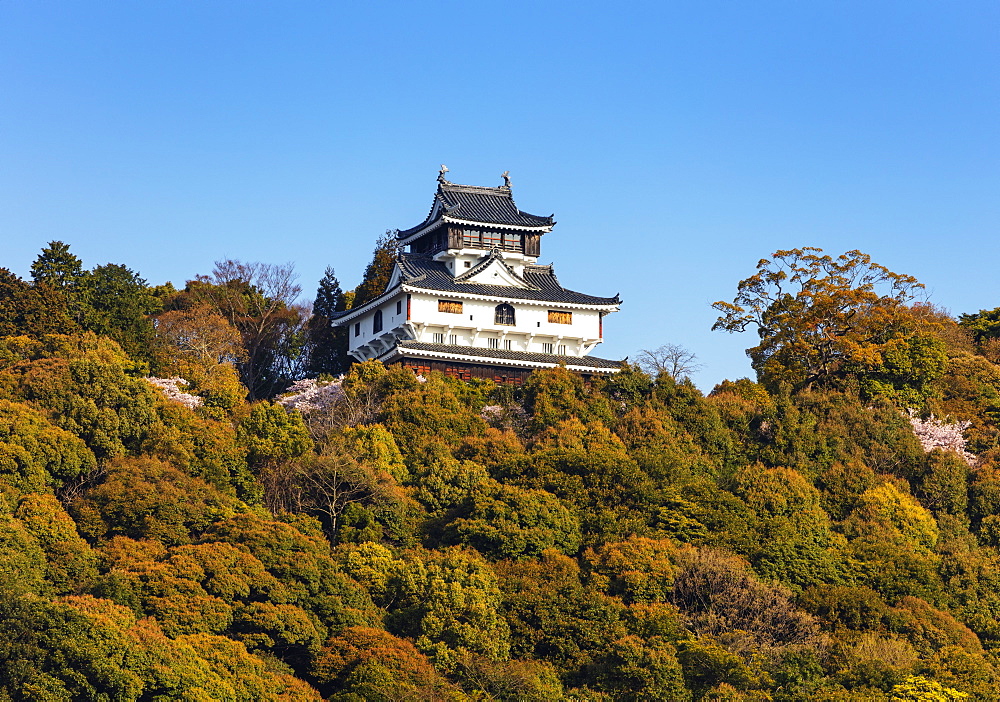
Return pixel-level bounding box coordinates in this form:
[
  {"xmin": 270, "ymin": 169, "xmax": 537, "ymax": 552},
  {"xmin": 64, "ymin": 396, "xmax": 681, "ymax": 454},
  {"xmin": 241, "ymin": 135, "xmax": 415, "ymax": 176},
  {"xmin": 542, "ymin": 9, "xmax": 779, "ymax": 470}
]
[{"xmin": 1, "ymin": 243, "xmax": 998, "ymax": 700}]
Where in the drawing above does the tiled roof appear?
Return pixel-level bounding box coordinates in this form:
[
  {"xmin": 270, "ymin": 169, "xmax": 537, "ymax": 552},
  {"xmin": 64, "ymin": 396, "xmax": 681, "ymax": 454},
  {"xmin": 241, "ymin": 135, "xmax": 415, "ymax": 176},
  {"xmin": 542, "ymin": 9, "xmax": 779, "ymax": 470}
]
[
  {"xmin": 398, "ymin": 181, "xmax": 554, "ymax": 238},
  {"xmin": 393, "ymin": 341, "xmax": 624, "ymax": 369},
  {"xmin": 397, "ymin": 253, "xmax": 620, "ymax": 306}
]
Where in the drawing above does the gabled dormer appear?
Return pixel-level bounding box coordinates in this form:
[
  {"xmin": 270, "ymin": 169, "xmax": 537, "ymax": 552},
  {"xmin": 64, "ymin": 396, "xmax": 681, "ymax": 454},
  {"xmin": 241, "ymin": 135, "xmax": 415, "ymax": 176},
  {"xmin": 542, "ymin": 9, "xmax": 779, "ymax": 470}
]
[
  {"xmin": 454, "ymin": 248, "xmax": 535, "ymax": 288},
  {"xmin": 396, "ymin": 167, "xmax": 554, "ymax": 260}
]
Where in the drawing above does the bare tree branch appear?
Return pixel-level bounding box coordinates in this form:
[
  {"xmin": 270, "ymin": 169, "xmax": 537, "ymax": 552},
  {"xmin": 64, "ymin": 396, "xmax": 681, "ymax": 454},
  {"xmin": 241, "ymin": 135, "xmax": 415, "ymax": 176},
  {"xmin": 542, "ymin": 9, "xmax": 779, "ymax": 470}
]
[{"xmin": 635, "ymin": 343, "xmax": 702, "ymax": 379}]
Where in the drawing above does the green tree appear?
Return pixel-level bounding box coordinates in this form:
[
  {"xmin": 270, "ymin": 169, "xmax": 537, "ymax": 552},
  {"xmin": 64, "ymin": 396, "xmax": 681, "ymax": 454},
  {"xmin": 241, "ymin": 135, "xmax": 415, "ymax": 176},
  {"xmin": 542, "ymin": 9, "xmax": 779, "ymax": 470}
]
[
  {"xmin": 386, "ymin": 547, "xmax": 512, "ymax": 670},
  {"xmin": 237, "ymin": 402, "xmax": 313, "ymax": 468},
  {"xmin": 734, "ymin": 464, "xmax": 845, "ymax": 587},
  {"xmin": 30, "ymin": 241, "xmax": 85, "ymax": 290},
  {"xmin": 352, "ymin": 232, "xmax": 399, "ymax": 308},
  {"xmin": 959, "ymin": 307, "xmax": 1000, "ymax": 345},
  {"xmin": 495, "ymin": 550, "xmax": 627, "ymax": 684},
  {"xmin": 844, "ymin": 482, "xmax": 944, "ymax": 601},
  {"xmin": 0, "ymin": 399, "xmax": 97, "ymax": 494},
  {"xmin": 203, "ymin": 512, "xmax": 380, "ymax": 630},
  {"xmin": 443, "ymin": 482, "xmax": 583, "ymax": 559},
  {"xmin": 15, "ymin": 494, "xmax": 99, "ymax": 594},
  {"xmin": 79, "ymin": 263, "xmax": 160, "ymax": 364},
  {"xmin": 1, "ymin": 339, "xmax": 161, "ymax": 462},
  {"xmin": 594, "ymin": 635, "xmax": 690, "ymax": 701},
  {"xmin": 307, "ymin": 266, "xmax": 350, "ymax": 377},
  {"xmin": 713, "ymin": 248, "xmax": 927, "ymax": 393},
  {"xmin": 0, "ymin": 268, "xmax": 77, "ymax": 338},
  {"xmin": 584, "ymin": 537, "xmax": 680, "ymax": 605},
  {"xmin": 71, "ymin": 457, "xmax": 242, "ymax": 546}
]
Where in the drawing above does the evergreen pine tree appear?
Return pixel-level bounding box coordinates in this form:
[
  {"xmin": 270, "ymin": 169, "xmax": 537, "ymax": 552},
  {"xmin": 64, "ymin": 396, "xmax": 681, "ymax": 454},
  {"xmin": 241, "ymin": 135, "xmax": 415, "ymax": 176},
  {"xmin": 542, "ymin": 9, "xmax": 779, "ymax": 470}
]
[
  {"xmin": 30, "ymin": 241, "xmax": 84, "ymax": 290},
  {"xmin": 30, "ymin": 241, "xmax": 89, "ymax": 325},
  {"xmin": 307, "ymin": 267, "xmax": 349, "ymax": 376}
]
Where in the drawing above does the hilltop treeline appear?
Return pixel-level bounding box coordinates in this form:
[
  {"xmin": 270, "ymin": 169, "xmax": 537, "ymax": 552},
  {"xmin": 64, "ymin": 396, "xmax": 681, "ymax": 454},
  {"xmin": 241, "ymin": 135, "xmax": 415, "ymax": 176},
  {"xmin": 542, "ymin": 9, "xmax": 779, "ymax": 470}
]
[{"xmin": 2, "ymin": 243, "xmax": 1000, "ymax": 699}]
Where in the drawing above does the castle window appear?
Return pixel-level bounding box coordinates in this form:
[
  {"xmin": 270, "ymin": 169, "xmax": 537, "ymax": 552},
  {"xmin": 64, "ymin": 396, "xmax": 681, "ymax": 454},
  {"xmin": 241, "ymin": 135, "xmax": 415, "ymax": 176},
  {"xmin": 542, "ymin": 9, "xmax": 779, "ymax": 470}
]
[
  {"xmin": 482, "ymin": 230, "xmax": 502, "ymax": 249},
  {"xmin": 502, "ymin": 232, "xmax": 522, "ymax": 251},
  {"xmin": 495, "ymin": 304, "xmax": 515, "ymax": 326},
  {"xmin": 542, "ymin": 342, "xmax": 554, "ymax": 354},
  {"xmin": 439, "ymin": 300, "xmax": 463, "ymax": 314},
  {"xmin": 462, "ymin": 230, "xmax": 482, "ymax": 247},
  {"xmin": 488, "ymin": 338, "xmax": 500, "ymax": 349},
  {"xmin": 449, "ymin": 334, "xmax": 458, "ymax": 345},
  {"xmin": 396, "ymin": 300, "xmax": 402, "ymax": 315},
  {"xmin": 354, "ymin": 323, "xmax": 360, "ymax": 337},
  {"xmin": 504, "ymin": 339, "xmax": 513, "ymax": 350},
  {"xmin": 373, "ymin": 310, "xmax": 383, "ymax": 333},
  {"xmin": 433, "ymin": 333, "xmax": 445, "ymax": 343},
  {"xmin": 548, "ymin": 310, "xmax": 572, "ymax": 324},
  {"xmin": 558, "ymin": 344, "xmax": 567, "ymax": 355}
]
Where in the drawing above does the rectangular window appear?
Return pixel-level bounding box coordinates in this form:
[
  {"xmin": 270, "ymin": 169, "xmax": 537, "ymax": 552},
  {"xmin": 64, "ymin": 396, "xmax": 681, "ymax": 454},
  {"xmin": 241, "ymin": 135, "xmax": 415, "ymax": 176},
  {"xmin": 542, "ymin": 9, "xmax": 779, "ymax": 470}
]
[
  {"xmin": 488, "ymin": 338, "xmax": 500, "ymax": 349},
  {"xmin": 542, "ymin": 342, "xmax": 554, "ymax": 354},
  {"xmin": 501, "ymin": 232, "xmax": 522, "ymax": 251},
  {"xmin": 449, "ymin": 334, "xmax": 458, "ymax": 345},
  {"xmin": 548, "ymin": 310, "xmax": 572, "ymax": 324},
  {"xmin": 558, "ymin": 344, "xmax": 567, "ymax": 355},
  {"xmin": 481, "ymin": 230, "xmax": 502, "ymax": 249},
  {"xmin": 396, "ymin": 300, "xmax": 402, "ymax": 315},
  {"xmin": 433, "ymin": 333, "xmax": 445, "ymax": 344},
  {"xmin": 438, "ymin": 300, "xmax": 463, "ymax": 314},
  {"xmin": 354, "ymin": 323, "xmax": 360, "ymax": 337},
  {"xmin": 504, "ymin": 339, "xmax": 513, "ymax": 350}
]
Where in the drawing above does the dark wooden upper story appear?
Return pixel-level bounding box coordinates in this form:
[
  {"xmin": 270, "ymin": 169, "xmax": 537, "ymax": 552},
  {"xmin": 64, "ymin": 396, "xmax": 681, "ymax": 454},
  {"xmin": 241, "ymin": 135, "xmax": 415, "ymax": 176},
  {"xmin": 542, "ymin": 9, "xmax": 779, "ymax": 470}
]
[
  {"xmin": 408, "ymin": 225, "xmax": 541, "ymax": 256},
  {"xmin": 396, "ymin": 172, "xmax": 554, "ymax": 256}
]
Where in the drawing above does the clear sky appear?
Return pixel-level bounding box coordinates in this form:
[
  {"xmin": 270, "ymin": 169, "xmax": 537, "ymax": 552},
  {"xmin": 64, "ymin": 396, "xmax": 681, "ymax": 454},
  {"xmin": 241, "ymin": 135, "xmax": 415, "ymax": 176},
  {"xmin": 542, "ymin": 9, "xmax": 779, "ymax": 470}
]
[{"xmin": 1, "ymin": 1, "xmax": 997, "ymax": 390}]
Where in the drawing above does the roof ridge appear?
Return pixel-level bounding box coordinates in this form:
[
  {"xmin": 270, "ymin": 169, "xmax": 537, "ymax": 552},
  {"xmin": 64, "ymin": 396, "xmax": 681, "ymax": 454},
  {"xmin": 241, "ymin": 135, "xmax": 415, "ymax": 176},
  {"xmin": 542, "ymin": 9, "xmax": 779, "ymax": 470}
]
[{"xmin": 439, "ymin": 182, "xmax": 512, "ymax": 197}]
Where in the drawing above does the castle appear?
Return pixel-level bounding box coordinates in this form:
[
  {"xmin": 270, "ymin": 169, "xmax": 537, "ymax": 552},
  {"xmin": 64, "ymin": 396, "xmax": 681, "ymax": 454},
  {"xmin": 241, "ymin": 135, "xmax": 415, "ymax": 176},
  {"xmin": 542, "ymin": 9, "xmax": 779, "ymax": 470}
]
[{"xmin": 332, "ymin": 168, "xmax": 622, "ymax": 383}]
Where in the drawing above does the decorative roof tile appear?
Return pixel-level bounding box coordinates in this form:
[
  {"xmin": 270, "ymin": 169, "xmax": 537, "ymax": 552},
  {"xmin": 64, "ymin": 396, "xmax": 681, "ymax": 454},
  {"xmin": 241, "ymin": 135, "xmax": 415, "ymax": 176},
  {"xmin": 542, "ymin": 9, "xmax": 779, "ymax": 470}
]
[{"xmin": 394, "ymin": 341, "xmax": 624, "ymax": 369}]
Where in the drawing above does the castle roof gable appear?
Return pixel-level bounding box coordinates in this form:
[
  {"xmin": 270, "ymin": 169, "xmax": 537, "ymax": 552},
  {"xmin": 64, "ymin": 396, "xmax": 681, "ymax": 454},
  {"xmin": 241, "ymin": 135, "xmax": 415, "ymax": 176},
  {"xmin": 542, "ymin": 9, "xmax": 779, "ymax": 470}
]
[
  {"xmin": 454, "ymin": 249, "xmax": 534, "ymax": 288},
  {"xmin": 396, "ymin": 253, "xmax": 620, "ymax": 306},
  {"xmin": 397, "ymin": 173, "xmax": 554, "ymax": 241}
]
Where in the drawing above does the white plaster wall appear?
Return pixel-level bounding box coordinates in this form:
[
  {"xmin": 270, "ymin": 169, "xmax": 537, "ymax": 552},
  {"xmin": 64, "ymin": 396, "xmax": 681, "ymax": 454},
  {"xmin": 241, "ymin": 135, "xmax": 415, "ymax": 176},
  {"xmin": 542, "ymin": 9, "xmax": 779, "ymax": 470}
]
[
  {"xmin": 347, "ymin": 293, "xmax": 408, "ymax": 355},
  {"xmin": 433, "ymin": 249, "xmax": 539, "ymax": 277},
  {"xmin": 346, "ymin": 288, "xmax": 608, "ymax": 360},
  {"xmin": 408, "ymin": 292, "xmax": 603, "ymax": 356}
]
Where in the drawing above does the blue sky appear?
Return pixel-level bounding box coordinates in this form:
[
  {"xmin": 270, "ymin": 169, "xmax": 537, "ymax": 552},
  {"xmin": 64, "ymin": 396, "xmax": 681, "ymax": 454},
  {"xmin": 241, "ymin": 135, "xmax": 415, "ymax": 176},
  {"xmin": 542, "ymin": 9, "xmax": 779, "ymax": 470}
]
[{"xmin": 1, "ymin": 1, "xmax": 997, "ymax": 389}]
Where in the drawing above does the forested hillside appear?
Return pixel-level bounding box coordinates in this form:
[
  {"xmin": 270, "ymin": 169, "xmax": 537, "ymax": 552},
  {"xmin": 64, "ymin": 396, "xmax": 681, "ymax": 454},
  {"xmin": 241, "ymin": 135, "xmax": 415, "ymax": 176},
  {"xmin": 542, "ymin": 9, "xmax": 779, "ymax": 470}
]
[{"xmin": 3, "ymin": 243, "xmax": 1000, "ymax": 700}]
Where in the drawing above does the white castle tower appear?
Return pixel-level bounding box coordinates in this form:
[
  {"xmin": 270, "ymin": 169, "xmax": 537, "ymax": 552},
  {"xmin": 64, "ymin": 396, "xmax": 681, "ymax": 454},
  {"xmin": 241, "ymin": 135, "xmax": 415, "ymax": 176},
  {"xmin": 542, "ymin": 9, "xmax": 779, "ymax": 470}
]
[{"xmin": 332, "ymin": 168, "xmax": 621, "ymax": 383}]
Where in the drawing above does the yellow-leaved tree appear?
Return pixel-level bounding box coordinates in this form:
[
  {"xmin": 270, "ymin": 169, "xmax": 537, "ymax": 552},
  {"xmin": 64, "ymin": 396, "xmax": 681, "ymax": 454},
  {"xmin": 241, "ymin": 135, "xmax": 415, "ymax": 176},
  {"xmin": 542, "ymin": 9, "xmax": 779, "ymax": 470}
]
[{"xmin": 713, "ymin": 248, "xmax": 945, "ymax": 400}]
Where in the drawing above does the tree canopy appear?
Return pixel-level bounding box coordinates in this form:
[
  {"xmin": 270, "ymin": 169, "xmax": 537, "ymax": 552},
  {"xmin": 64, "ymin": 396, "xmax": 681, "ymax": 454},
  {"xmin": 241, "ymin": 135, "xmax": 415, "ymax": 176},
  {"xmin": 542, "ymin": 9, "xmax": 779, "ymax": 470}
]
[
  {"xmin": 713, "ymin": 248, "xmax": 935, "ymax": 394},
  {"xmin": 1, "ymin": 240, "xmax": 1000, "ymax": 699}
]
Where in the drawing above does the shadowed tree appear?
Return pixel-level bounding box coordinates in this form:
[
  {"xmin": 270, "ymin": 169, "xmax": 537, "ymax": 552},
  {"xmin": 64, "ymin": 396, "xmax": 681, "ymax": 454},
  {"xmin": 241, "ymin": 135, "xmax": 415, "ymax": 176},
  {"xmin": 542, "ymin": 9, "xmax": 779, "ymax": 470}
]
[
  {"xmin": 306, "ymin": 266, "xmax": 349, "ymax": 377},
  {"xmin": 352, "ymin": 231, "xmax": 399, "ymax": 308},
  {"xmin": 79, "ymin": 263, "xmax": 160, "ymax": 364},
  {"xmin": 174, "ymin": 260, "xmax": 304, "ymax": 399},
  {"xmin": 0, "ymin": 269, "xmax": 77, "ymax": 338}
]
